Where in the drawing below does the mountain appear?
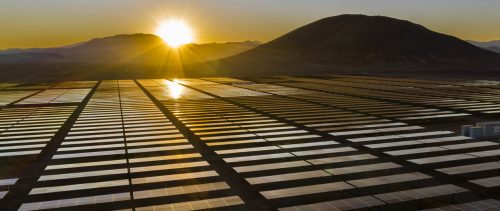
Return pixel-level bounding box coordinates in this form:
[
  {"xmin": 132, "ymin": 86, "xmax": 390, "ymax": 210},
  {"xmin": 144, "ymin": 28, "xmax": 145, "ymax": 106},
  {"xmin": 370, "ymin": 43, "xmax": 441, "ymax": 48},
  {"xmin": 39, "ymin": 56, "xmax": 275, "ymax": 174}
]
[
  {"xmin": 188, "ymin": 14, "xmax": 500, "ymax": 76},
  {"xmin": 2, "ymin": 15, "xmax": 500, "ymax": 81},
  {"xmin": 468, "ymin": 40, "xmax": 500, "ymax": 54},
  {"xmin": 0, "ymin": 34, "xmax": 260, "ymax": 81},
  {"xmin": 487, "ymin": 46, "xmax": 500, "ymax": 54},
  {"xmin": 468, "ymin": 40, "xmax": 500, "ymax": 48},
  {"xmin": 0, "ymin": 42, "xmax": 84, "ymax": 55},
  {"xmin": 0, "ymin": 34, "xmax": 261, "ymax": 64}
]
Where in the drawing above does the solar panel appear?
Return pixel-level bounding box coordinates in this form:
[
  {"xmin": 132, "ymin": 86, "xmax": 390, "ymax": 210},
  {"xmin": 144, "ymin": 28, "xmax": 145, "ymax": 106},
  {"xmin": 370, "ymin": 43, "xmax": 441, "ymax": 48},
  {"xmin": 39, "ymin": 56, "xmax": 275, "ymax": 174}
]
[{"xmin": 3, "ymin": 77, "xmax": 500, "ymax": 210}]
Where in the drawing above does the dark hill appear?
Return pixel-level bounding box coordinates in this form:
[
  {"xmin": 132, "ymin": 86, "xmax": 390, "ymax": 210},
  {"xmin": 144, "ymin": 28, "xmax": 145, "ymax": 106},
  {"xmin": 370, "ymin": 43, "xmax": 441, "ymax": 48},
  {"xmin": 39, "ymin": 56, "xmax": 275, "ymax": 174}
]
[{"xmin": 188, "ymin": 15, "xmax": 500, "ymax": 76}]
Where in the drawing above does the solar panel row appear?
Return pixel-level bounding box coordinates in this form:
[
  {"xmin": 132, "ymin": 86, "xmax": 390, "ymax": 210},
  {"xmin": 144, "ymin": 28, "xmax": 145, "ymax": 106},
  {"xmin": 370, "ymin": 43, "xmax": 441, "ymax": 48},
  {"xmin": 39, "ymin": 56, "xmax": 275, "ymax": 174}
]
[{"xmin": 0, "ymin": 76, "xmax": 499, "ymax": 210}]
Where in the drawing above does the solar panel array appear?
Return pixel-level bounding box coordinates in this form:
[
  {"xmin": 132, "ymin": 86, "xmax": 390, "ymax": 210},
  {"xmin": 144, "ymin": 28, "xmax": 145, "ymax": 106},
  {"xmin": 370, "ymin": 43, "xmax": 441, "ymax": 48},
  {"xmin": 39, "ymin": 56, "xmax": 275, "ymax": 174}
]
[{"xmin": 1, "ymin": 76, "xmax": 500, "ymax": 210}]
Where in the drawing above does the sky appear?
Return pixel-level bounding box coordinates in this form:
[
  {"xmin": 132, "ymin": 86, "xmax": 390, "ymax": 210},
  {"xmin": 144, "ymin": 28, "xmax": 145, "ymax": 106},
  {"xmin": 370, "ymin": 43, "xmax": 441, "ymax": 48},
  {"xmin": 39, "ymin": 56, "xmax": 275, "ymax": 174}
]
[{"xmin": 1, "ymin": 0, "xmax": 500, "ymax": 49}]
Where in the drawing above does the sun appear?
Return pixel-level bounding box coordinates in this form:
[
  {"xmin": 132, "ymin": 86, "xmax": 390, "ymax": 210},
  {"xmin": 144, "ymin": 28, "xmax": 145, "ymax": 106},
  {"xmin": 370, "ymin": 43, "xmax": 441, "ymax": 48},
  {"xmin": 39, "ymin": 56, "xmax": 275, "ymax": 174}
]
[{"xmin": 156, "ymin": 20, "xmax": 194, "ymax": 48}]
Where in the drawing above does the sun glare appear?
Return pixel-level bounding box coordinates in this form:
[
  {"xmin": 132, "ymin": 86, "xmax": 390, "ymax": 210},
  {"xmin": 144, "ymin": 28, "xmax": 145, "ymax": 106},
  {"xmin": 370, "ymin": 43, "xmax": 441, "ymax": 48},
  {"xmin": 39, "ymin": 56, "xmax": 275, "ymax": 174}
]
[{"xmin": 156, "ymin": 20, "xmax": 194, "ymax": 48}]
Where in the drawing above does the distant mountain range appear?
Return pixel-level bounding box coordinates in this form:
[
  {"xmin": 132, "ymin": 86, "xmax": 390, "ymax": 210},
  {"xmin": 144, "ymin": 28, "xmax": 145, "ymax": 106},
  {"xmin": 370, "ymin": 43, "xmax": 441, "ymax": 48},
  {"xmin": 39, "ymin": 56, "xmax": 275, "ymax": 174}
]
[
  {"xmin": 468, "ymin": 40, "xmax": 500, "ymax": 48},
  {"xmin": 0, "ymin": 34, "xmax": 261, "ymax": 64},
  {"xmin": 0, "ymin": 35, "xmax": 260, "ymax": 81},
  {"xmin": 189, "ymin": 14, "xmax": 500, "ymax": 76},
  {"xmin": 487, "ymin": 46, "xmax": 500, "ymax": 54},
  {"xmin": 468, "ymin": 40, "xmax": 500, "ymax": 54},
  {"xmin": 1, "ymin": 14, "xmax": 499, "ymax": 81}
]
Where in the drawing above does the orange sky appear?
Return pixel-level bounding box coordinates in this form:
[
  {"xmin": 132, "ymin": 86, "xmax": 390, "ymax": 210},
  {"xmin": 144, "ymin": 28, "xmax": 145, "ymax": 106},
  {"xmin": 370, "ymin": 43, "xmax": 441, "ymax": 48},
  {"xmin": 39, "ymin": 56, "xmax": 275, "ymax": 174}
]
[{"xmin": 1, "ymin": 0, "xmax": 500, "ymax": 49}]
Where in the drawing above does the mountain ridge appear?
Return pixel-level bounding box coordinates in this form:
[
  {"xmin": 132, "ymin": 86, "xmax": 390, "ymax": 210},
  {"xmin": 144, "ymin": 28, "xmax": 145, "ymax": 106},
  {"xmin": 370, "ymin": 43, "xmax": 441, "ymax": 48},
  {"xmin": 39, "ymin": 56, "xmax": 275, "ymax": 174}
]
[
  {"xmin": 0, "ymin": 34, "xmax": 261, "ymax": 64},
  {"xmin": 487, "ymin": 46, "xmax": 500, "ymax": 54},
  {"xmin": 468, "ymin": 40, "xmax": 500, "ymax": 54},
  {"xmin": 468, "ymin": 40, "xmax": 500, "ymax": 48},
  {"xmin": 187, "ymin": 14, "xmax": 500, "ymax": 76},
  {"xmin": 2, "ymin": 14, "xmax": 499, "ymax": 81}
]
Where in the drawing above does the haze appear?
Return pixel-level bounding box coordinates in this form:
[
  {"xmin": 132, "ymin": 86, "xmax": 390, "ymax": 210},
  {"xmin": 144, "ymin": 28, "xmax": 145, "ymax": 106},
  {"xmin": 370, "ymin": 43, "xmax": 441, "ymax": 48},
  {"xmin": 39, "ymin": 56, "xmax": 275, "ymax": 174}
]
[{"xmin": 1, "ymin": 0, "xmax": 500, "ymax": 49}]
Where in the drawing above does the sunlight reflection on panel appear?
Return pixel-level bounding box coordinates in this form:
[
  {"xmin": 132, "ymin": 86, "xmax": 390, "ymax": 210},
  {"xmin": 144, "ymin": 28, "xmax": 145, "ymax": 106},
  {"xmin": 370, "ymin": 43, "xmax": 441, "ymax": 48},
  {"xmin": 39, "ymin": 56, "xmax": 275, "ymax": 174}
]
[{"xmin": 164, "ymin": 79, "xmax": 183, "ymax": 99}]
